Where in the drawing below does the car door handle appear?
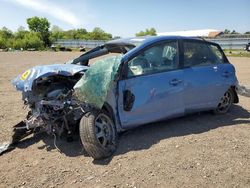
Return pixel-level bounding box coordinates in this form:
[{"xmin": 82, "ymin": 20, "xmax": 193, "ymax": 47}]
[{"xmin": 169, "ymin": 79, "xmax": 182, "ymax": 86}]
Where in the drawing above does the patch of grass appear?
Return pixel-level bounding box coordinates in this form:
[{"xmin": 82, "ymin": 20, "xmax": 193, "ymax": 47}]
[{"xmin": 223, "ymin": 49, "xmax": 250, "ymax": 57}]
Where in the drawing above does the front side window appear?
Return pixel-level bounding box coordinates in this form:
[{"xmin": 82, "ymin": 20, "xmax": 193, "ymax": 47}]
[
  {"xmin": 183, "ymin": 41, "xmax": 223, "ymax": 67},
  {"xmin": 127, "ymin": 41, "xmax": 178, "ymax": 77}
]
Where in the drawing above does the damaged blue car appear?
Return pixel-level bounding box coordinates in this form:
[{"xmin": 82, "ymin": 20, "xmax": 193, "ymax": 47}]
[{"xmin": 8, "ymin": 36, "xmax": 239, "ymax": 159}]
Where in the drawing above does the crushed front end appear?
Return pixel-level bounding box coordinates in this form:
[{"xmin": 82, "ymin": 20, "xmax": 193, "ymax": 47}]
[{"xmin": 8, "ymin": 64, "xmax": 89, "ymax": 148}]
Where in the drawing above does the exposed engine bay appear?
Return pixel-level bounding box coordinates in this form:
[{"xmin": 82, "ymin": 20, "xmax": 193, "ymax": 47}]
[{"xmin": 23, "ymin": 73, "xmax": 85, "ymax": 137}]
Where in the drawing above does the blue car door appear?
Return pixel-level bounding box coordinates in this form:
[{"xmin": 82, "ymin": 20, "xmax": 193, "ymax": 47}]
[
  {"xmin": 210, "ymin": 44, "xmax": 238, "ymax": 102},
  {"xmin": 117, "ymin": 41, "xmax": 185, "ymax": 128},
  {"xmin": 181, "ymin": 40, "xmax": 232, "ymax": 112}
]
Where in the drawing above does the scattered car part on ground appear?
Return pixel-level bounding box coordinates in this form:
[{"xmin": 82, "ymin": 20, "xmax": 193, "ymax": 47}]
[
  {"xmin": 1, "ymin": 36, "xmax": 249, "ymax": 159},
  {"xmin": 79, "ymin": 47, "xmax": 86, "ymax": 52}
]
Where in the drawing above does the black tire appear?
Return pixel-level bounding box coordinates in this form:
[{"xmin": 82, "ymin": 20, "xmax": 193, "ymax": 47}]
[
  {"xmin": 79, "ymin": 110, "xmax": 118, "ymax": 159},
  {"xmin": 214, "ymin": 88, "xmax": 234, "ymax": 114}
]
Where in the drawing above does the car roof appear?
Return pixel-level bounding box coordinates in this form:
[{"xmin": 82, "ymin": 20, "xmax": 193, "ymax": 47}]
[
  {"xmin": 107, "ymin": 36, "xmax": 205, "ymax": 47},
  {"xmin": 72, "ymin": 36, "xmax": 209, "ymax": 65}
]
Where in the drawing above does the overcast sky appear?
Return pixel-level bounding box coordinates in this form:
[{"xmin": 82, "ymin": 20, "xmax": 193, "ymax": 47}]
[{"xmin": 0, "ymin": 0, "xmax": 249, "ymax": 37}]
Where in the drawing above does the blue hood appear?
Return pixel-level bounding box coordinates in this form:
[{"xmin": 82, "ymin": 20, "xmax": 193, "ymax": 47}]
[{"xmin": 12, "ymin": 64, "xmax": 88, "ymax": 92}]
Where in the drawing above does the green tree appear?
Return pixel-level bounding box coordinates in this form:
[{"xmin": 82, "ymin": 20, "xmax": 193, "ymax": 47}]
[
  {"xmin": 0, "ymin": 27, "xmax": 14, "ymax": 49},
  {"xmin": 57, "ymin": 28, "xmax": 112, "ymax": 40},
  {"xmin": 244, "ymin": 31, "xmax": 250, "ymax": 34},
  {"xmin": 231, "ymin": 30, "xmax": 239, "ymax": 34},
  {"xmin": 75, "ymin": 28, "xmax": 88, "ymax": 39},
  {"xmin": 88, "ymin": 27, "xmax": 112, "ymax": 40},
  {"xmin": 15, "ymin": 26, "xmax": 29, "ymax": 39},
  {"xmin": 63, "ymin": 29, "xmax": 78, "ymax": 39},
  {"xmin": 11, "ymin": 38, "xmax": 25, "ymax": 49},
  {"xmin": 11, "ymin": 32, "xmax": 43, "ymax": 50},
  {"xmin": 224, "ymin": 29, "xmax": 231, "ymax": 34},
  {"xmin": 136, "ymin": 28, "xmax": 157, "ymax": 36},
  {"xmin": 0, "ymin": 27, "xmax": 14, "ymax": 39},
  {"xmin": 0, "ymin": 37, "xmax": 7, "ymax": 49},
  {"xmin": 50, "ymin": 25, "xmax": 65, "ymax": 42},
  {"xmin": 27, "ymin": 17, "xmax": 50, "ymax": 47},
  {"xmin": 24, "ymin": 32, "xmax": 44, "ymax": 49}
]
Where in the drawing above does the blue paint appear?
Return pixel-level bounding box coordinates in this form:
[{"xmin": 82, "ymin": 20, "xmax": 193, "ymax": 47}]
[
  {"xmin": 118, "ymin": 70, "xmax": 184, "ymax": 128},
  {"xmin": 12, "ymin": 64, "xmax": 88, "ymax": 92},
  {"xmin": 117, "ymin": 63, "xmax": 237, "ymax": 129}
]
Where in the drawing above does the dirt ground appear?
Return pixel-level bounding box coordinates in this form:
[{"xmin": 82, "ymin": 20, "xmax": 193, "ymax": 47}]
[{"xmin": 0, "ymin": 52, "xmax": 249, "ymax": 188}]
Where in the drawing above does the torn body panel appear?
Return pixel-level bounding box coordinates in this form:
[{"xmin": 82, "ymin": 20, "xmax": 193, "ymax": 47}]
[{"xmin": 12, "ymin": 64, "xmax": 88, "ymax": 92}]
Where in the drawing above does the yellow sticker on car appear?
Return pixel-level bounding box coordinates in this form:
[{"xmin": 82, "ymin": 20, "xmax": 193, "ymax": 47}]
[{"xmin": 20, "ymin": 70, "xmax": 31, "ymax": 81}]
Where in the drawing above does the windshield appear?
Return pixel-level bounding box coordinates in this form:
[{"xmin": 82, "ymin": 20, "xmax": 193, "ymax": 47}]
[{"xmin": 74, "ymin": 55, "xmax": 122, "ymax": 108}]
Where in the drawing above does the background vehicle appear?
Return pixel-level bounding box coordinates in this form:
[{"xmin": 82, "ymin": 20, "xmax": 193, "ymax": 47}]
[
  {"xmin": 246, "ymin": 42, "xmax": 250, "ymax": 51},
  {"xmin": 9, "ymin": 36, "xmax": 239, "ymax": 159}
]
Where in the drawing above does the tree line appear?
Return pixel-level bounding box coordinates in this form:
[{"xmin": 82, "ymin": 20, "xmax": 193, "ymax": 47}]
[
  {"xmin": 223, "ymin": 29, "xmax": 250, "ymax": 35},
  {"xmin": 0, "ymin": 16, "xmax": 249, "ymax": 50},
  {"xmin": 0, "ymin": 17, "xmax": 113, "ymax": 50}
]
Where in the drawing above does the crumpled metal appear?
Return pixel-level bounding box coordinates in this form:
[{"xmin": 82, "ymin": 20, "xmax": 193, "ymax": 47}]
[{"xmin": 12, "ymin": 64, "xmax": 88, "ymax": 92}]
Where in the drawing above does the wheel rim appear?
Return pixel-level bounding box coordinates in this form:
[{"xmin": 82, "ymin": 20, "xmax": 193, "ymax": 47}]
[
  {"xmin": 217, "ymin": 90, "xmax": 232, "ymax": 113},
  {"xmin": 95, "ymin": 114, "xmax": 115, "ymax": 148}
]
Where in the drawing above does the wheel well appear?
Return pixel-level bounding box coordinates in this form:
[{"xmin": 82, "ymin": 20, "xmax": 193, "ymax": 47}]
[
  {"xmin": 102, "ymin": 102, "xmax": 115, "ymax": 121},
  {"xmin": 231, "ymin": 86, "xmax": 239, "ymax": 103}
]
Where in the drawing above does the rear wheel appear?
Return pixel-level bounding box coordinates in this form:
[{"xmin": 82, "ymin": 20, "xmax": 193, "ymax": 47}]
[
  {"xmin": 214, "ymin": 89, "xmax": 234, "ymax": 114},
  {"xmin": 79, "ymin": 110, "xmax": 118, "ymax": 159}
]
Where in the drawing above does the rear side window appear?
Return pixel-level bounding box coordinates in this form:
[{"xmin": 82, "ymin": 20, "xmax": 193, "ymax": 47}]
[
  {"xmin": 183, "ymin": 41, "xmax": 223, "ymax": 67},
  {"xmin": 210, "ymin": 44, "xmax": 224, "ymax": 63}
]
